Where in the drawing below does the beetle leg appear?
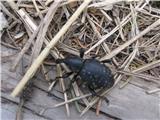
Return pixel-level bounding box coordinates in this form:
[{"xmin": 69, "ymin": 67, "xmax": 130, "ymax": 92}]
[
  {"xmin": 64, "ymin": 77, "xmax": 78, "ymax": 93},
  {"xmin": 88, "ymin": 85, "xmax": 110, "ymax": 105},
  {"xmin": 49, "ymin": 72, "xmax": 73, "ymax": 84},
  {"xmin": 55, "ymin": 72, "xmax": 73, "ymax": 79},
  {"xmin": 55, "ymin": 72, "xmax": 73, "ymax": 90},
  {"xmin": 47, "ymin": 92, "xmax": 62, "ymax": 101},
  {"xmin": 48, "ymin": 72, "xmax": 73, "ymax": 93},
  {"xmin": 64, "ymin": 59, "xmax": 87, "ymax": 92},
  {"xmin": 79, "ymin": 48, "xmax": 85, "ymax": 58},
  {"xmin": 101, "ymin": 59, "xmax": 112, "ymax": 64},
  {"xmin": 64, "ymin": 73, "xmax": 79, "ymax": 93},
  {"xmin": 102, "ymin": 58, "xmax": 119, "ymax": 68}
]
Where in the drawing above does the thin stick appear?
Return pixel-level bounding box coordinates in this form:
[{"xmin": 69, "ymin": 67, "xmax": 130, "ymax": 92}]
[
  {"xmin": 18, "ymin": 4, "xmax": 45, "ymax": 9},
  {"xmin": 57, "ymin": 65, "xmax": 70, "ymax": 117},
  {"xmin": 117, "ymin": 70, "xmax": 160, "ymax": 83},
  {"xmin": 96, "ymin": 99, "xmax": 102, "ymax": 116},
  {"xmin": 101, "ymin": 19, "xmax": 160, "ymax": 61},
  {"xmin": 80, "ymin": 89, "xmax": 110, "ymax": 116},
  {"xmin": 133, "ymin": 59, "xmax": 160, "ymax": 73},
  {"xmin": 146, "ymin": 88, "xmax": 160, "ymax": 94},
  {"xmin": 120, "ymin": 60, "xmax": 160, "ymax": 88},
  {"xmin": 54, "ymin": 93, "xmax": 92, "ymax": 108},
  {"xmin": 11, "ymin": 0, "xmax": 92, "ymax": 97},
  {"xmin": 32, "ymin": 0, "xmax": 43, "ymax": 19},
  {"xmin": 41, "ymin": 64, "xmax": 50, "ymax": 83},
  {"xmin": 45, "ymin": 0, "xmax": 53, "ymax": 6}
]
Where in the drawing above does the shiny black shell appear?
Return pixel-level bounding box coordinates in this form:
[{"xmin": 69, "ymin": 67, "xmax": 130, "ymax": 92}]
[
  {"xmin": 79, "ymin": 59, "xmax": 114, "ymax": 89},
  {"xmin": 61, "ymin": 56, "xmax": 114, "ymax": 90}
]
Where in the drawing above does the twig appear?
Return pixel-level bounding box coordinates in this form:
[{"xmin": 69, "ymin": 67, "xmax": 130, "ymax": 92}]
[
  {"xmin": 78, "ymin": 89, "xmax": 89, "ymax": 106},
  {"xmin": 57, "ymin": 64, "xmax": 70, "ymax": 117},
  {"xmin": 18, "ymin": 4, "xmax": 45, "ymax": 9},
  {"xmin": 32, "ymin": 0, "xmax": 43, "ymax": 19},
  {"xmin": 16, "ymin": 99, "xmax": 24, "ymax": 120},
  {"xmin": 119, "ymin": 77, "xmax": 132, "ymax": 89},
  {"xmin": 133, "ymin": 59, "xmax": 160, "ymax": 73},
  {"xmin": 54, "ymin": 93, "xmax": 92, "ymax": 108},
  {"xmin": 117, "ymin": 70, "xmax": 160, "ymax": 84},
  {"xmin": 1, "ymin": 41, "xmax": 19, "ymax": 50},
  {"xmin": 146, "ymin": 88, "xmax": 160, "ymax": 94},
  {"xmin": 41, "ymin": 64, "xmax": 50, "ymax": 83},
  {"xmin": 80, "ymin": 89, "xmax": 111, "ymax": 116},
  {"xmin": 45, "ymin": 0, "xmax": 53, "ymax": 6},
  {"xmin": 96, "ymin": 99, "xmax": 102, "ymax": 116},
  {"xmin": 6, "ymin": 29, "xmax": 18, "ymax": 47}
]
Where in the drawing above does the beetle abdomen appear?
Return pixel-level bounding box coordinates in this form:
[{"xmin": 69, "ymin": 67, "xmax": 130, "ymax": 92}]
[{"xmin": 79, "ymin": 59, "xmax": 114, "ymax": 90}]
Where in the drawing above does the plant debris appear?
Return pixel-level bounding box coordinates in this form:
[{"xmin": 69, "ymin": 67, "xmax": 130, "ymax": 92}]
[{"xmin": 1, "ymin": 0, "xmax": 160, "ymax": 118}]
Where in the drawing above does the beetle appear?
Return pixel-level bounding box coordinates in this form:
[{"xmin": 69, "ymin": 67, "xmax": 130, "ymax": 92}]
[{"xmin": 55, "ymin": 49, "xmax": 114, "ymax": 103}]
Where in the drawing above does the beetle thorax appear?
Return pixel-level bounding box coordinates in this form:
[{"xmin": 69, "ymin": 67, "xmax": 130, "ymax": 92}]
[{"xmin": 64, "ymin": 56, "xmax": 83, "ymax": 72}]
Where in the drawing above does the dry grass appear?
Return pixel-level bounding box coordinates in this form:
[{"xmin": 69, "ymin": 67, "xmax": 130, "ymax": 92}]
[{"xmin": 1, "ymin": 0, "xmax": 160, "ymax": 118}]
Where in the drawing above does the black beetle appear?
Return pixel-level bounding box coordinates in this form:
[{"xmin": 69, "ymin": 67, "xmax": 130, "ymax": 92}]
[{"xmin": 56, "ymin": 49, "xmax": 114, "ymax": 103}]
